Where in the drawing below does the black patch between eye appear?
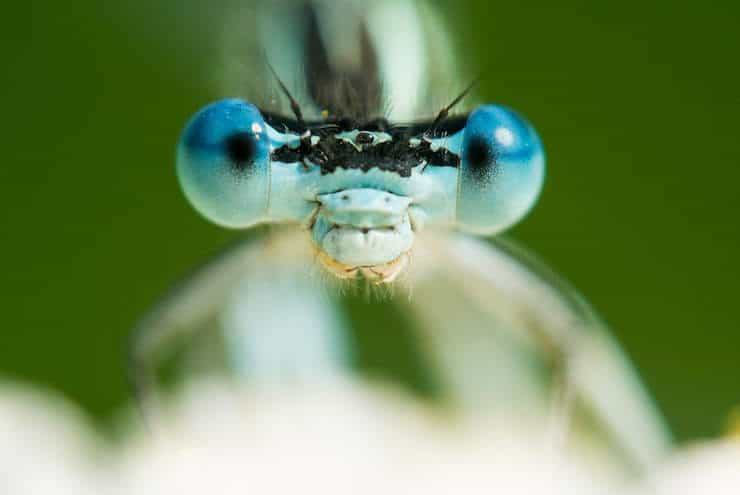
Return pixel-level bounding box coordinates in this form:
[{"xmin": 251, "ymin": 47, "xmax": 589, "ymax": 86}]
[
  {"xmin": 464, "ymin": 135, "xmax": 496, "ymax": 180},
  {"xmin": 224, "ymin": 132, "xmax": 256, "ymax": 170},
  {"xmin": 265, "ymin": 110, "xmax": 468, "ymax": 176},
  {"xmin": 271, "ymin": 134, "xmax": 460, "ymax": 177}
]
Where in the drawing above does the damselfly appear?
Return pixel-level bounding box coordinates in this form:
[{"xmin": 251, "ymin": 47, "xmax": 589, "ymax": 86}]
[{"xmin": 130, "ymin": 0, "xmax": 671, "ymax": 473}]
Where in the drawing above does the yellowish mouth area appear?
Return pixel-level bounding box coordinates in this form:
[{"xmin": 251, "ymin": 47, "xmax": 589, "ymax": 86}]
[{"xmin": 314, "ymin": 247, "xmax": 410, "ymax": 284}]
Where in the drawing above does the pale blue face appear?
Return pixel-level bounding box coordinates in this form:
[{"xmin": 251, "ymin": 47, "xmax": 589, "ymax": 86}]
[{"xmin": 177, "ymin": 99, "xmax": 544, "ymax": 280}]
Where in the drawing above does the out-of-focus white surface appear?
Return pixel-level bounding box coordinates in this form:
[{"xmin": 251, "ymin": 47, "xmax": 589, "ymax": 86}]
[
  {"xmin": 0, "ymin": 382, "xmax": 106, "ymax": 495},
  {"xmin": 633, "ymin": 440, "xmax": 740, "ymax": 495},
  {"xmin": 118, "ymin": 379, "xmax": 607, "ymax": 495},
  {"xmin": 0, "ymin": 378, "xmax": 737, "ymax": 494}
]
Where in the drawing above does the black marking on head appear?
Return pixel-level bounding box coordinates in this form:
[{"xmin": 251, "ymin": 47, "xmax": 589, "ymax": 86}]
[
  {"xmin": 464, "ymin": 135, "xmax": 497, "ymax": 181},
  {"xmin": 355, "ymin": 131, "xmax": 375, "ymax": 145},
  {"xmin": 361, "ymin": 118, "xmax": 390, "ymax": 132},
  {"xmin": 224, "ymin": 132, "xmax": 256, "ymax": 171},
  {"xmin": 272, "ymin": 130, "xmax": 460, "ymax": 177},
  {"xmin": 265, "ymin": 110, "xmax": 469, "ymax": 177},
  {"xmin": 304, "ymin": 3, "xmax": 381, "ymax": 119}
]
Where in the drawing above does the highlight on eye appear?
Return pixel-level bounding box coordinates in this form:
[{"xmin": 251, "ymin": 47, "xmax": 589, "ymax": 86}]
[{"xmin": 177, "ymin": 100, "xmax": 271, "ymax": 228}]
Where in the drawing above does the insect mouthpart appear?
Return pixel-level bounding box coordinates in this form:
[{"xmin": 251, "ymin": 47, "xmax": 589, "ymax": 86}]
[{"xmin": 311, "ymin": 188, "xmax": 415, "ymax": 283}]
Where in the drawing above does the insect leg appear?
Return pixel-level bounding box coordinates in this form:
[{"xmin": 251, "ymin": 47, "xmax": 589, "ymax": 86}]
[{"xmin": 407, "ymin": 233, "xmax": 672, "ymax": 473}]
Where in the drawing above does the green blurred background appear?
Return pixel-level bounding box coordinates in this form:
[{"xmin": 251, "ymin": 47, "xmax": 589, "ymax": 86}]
[{"xmin": 2, "ymin": 1, "xmax": 738, "ymax": 440}]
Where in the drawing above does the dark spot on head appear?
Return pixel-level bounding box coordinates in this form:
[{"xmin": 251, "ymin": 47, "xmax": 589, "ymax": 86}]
[
  {"xmin": 356, "ymin": 131, "xmax": 374, "ymax": 145},
  {"xmin": 336, "ymin": 118, "xmax": 357, "ymax": 131},
  {"xmin": 225, "ymin": 132, "xmax": 256, "ymax": 170},
  {"xmin": 464, "ymin": 135, "xmax": 495, "ymax": 180}
]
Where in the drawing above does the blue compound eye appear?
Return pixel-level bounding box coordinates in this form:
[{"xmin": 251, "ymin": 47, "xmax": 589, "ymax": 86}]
[
  {"xmin": 456, "ymin": 105, "xmax": 545, "ymax": 234},
  {"xmin": 177, "ymin": 99, "xmax": 271, "ymax": 228}
]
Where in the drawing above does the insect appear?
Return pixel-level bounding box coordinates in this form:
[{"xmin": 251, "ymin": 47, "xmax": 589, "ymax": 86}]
[{"xmin": 130, "ymin": 0, "xmax": 671, "ymax": 473}]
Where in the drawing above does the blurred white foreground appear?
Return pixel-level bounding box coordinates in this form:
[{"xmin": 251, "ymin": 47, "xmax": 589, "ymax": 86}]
[{"xmin": 0, "ymin": 378, "xmax": 737, "ymax": 494}]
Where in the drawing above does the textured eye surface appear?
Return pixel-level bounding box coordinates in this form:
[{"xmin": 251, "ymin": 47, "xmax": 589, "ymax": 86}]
[
  {"xmin": 456, "ymin": 105, "xmax": 545, "ymax": 234},
  {"xmin": 177, "ymin": 99, "xmax": 271, "ymax": 228}
]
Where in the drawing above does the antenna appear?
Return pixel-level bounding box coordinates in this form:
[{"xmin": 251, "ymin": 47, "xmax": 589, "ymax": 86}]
[
  {"xmin": 266, "ymin": 61, "xmax": 312, "ymax": 151},
  {"xmin": 426, "ymin": 79, "xmax": 479, "ymax": 136}
]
